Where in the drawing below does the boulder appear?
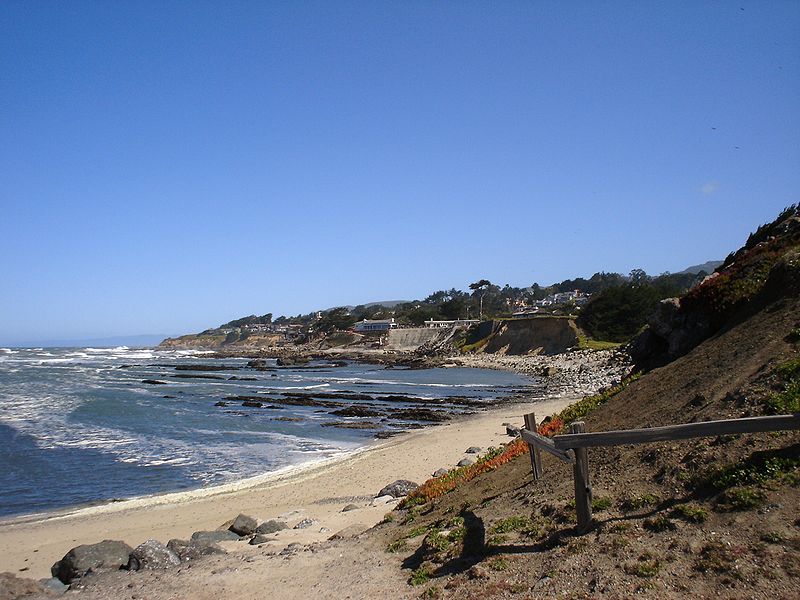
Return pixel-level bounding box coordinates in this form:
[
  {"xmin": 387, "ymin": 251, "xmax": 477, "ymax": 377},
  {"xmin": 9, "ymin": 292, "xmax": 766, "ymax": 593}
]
[
  {"xmin": 254, "ymin": 520, "xmax": 288, "ymax": 535},
  {"xmin": 457, "ymin": 458, "xmax": 474, "ymax": 467},
  {"xmin": 504, "ymin": 423, "xmax": 521, "ymax": 437},
  {"xmin": 377, "ymin": 480, "xmax": 419, "ymax": 498},
  {"xmin": 126, "ymin": 540, "xmax": 180, "ymax": 571},
  {"xmin": 249, "ymin": 534, "xmax": 272, "ymax": 546},
  {"xmin": 39, "ymin": 577, "xmax": 69, "ymax": 594},
  {"xmin": 293, "ymin": 518, "xmax": 317, "ymax": 530},
  {"xmin": 51, "ymin": 540, "xmax": 133, "ymax": 584},
  {"xmin": 465, "ymin": 446, "xmax": 482, "ymax": 454},
  {"xmin": 190, "ymin": 530, "xmax": 240, "ymax": 544},
  {"xmin": 166, "ymin": 539, "xmax": 225, "ymax": 562},
  {"xmin": 229, "ymin": 513, "xmax": 258, "ymax": 536},
  {"xmin": 432, "ymin": 468, "xmax": 449, "ymax": 478}
]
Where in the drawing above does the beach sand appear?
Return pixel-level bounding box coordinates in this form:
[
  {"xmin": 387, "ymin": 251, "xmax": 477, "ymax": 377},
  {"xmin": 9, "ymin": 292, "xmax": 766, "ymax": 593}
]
[{"xmin": 0, "ymin": 395, "xmax": 576, "ymax": 580}]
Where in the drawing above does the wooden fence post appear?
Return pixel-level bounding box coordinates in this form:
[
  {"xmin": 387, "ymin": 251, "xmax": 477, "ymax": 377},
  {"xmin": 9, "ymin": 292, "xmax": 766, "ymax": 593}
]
[
  {"xmin": 570, "ymin": 421, "xmax": 592, "ymax": 532},
  {"xmin": 523, "ymin": 412, "xmax": 543, "ymax": 480}
]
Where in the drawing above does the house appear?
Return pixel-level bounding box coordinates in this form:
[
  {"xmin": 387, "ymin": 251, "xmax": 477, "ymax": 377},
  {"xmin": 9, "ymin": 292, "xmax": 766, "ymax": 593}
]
[
  {"xmin": 423, "ymin": 319, "xmax": 480, "ymax": 329},
  {"xmin": 353, "ymin": 319, "xmax": 398, "ymax": 332}
]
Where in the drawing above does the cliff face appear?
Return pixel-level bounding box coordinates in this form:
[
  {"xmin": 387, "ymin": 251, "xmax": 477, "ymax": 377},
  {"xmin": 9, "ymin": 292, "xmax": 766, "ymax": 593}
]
[
  {"xmin": 479, "ymin": 317, "xmax": 580, "ymax": 355},
  {"xmin": 158, "ymin": 332, "xmax": 284, "ymax": 349}
]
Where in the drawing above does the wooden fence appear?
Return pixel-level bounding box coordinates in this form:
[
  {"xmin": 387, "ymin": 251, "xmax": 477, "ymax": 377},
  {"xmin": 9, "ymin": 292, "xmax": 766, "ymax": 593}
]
[{"xmin": 519, "ymin": 412, "xmax": 800, "ymax": 533}]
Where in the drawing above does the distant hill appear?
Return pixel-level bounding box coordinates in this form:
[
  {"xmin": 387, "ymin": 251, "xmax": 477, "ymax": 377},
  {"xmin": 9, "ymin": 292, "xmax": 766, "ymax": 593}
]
[
  {"xmin": 323, "ymin": 300, "xmax": 411, "ymax": 311},
  {"xmin": 677, "ymin": 260, "xmax": 723, "ymax": 275}
]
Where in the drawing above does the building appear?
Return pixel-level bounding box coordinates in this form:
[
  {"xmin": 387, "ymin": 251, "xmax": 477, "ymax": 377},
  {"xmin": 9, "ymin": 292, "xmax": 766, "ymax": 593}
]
[
  {"xmin": 423, "ymin": 319, "xmax": 480, "ymax": 329},
  {"xmin": 353, "ymin": 318, "xmax": 398, "ymax": 332}
]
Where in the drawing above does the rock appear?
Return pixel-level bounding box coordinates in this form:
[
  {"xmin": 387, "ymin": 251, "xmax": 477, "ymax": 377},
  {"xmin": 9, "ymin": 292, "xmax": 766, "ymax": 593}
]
[
  {"xmin": 126, "ymin": 540, "xmax": 180, "ymax": 571},
  {"xmin": 166, "ymin": 539, "xmax": 226, "ymax": 562},
  {"xmin": 341, "ymin": 504, "xmax": 360, "ymax": 512},
  {"xmin": 388, "ymin": 408, "xmax": 450, "ymax": 422},
  {"xmin": 330, "ymin": 406, "xmax": 384, "ymax": 418},
  {"xmin": 142, "ymin": 379, "xmax": 167, "ymax": 385},
  {"xmin": 320, "ymin": 421, "xmax": 380, "ymax": 430},
  {"xmin": 293, "ymin": 518, "xmax": 317, "ymax": 530},
  {"xmin": 229, "ymin": 513, "xmax": 258, "ymax": 536},
  {"xmin": 279, "ymin": 543, "xmax": 304, "ymax": 555},
  {"xmin": 0, "ymin": 572, "xmax": 49, "ymax": 597},
  {"xmin": 249, "ymin": 534, "xmax": 271, "ymax": 546},
  {"xmin": 465, "ymin": 446, "xmax": 482, "ymax": 454},
  {"xmin": 190, "ymin": 530, "xmax": 240, "ymax": 544},
  {"xmin": 255, "ymin": 520, "xmax": 288, "ymax": 535},
  {"xmin": 328, "ymin": 524, "xmax": 368, "ymax": 540},
  {"xmin": 377, "ymin": 480, "xmax": 419, "ymax": 498},
  {"xmin": 457, "ymin": 458, "xmax": 474, "ymax": 467},
  {"xmin": 39, "ymin": 576, "xmax": 69, "ymax": 594},
  {"xmin": 433, "ymin": 468, "xmax": 449, "ymax": 478},
  {"xmin": 241, "ymin": 400, "xmax": 263, "ymax": 408},
  {"xmin": 214, "ymin": 401, "xmax": 229, "ymax": 407},
  {"xmin": 468, "ymin": 565, "xmax": 490, "ymax": 579},
  {"xmin": 504, "ymin": 423, "xmax": 521, "ymax": 437},
  {"xmin": 51, "ymin": 540, "xmax": 134, "ymax": 584}
]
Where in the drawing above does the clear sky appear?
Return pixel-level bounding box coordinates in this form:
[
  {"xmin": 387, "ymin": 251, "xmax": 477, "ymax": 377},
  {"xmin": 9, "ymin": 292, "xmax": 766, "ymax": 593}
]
[{"xmin": 1, "ymin": 1, "xmax": 798, "ymax": 344}]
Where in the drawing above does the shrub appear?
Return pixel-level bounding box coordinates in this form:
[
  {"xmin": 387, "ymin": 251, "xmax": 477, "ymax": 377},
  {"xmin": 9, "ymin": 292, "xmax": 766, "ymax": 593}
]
[{"xmin": 671, "ymin": 503, "xmax": 708, "ymax": 523}]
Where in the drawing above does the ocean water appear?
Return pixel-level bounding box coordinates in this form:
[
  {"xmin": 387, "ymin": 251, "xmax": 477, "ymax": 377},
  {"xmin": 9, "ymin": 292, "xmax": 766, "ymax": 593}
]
[{"xmin": 0, "ymin": 347, "xmax": 535, "ymax": 519}]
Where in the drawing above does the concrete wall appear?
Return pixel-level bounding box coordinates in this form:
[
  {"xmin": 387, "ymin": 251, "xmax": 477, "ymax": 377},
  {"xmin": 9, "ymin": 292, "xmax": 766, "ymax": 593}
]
[{"xmin": 385, "ymin": 327, "xmax": 444, "ymax": 351}]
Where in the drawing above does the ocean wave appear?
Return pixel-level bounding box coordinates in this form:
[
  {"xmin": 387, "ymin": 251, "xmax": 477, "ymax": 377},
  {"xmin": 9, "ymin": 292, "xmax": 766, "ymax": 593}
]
[{"xmin": 0, "ymin": 348, "xmax": 18, "ymax": 354}]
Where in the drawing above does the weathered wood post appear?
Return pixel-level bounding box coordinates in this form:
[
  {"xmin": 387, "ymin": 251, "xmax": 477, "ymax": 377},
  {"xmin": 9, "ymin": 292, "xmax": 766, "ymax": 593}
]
[
  {"xmin": 569, "ymin": 421, "xmax": 593, "ymax": 532},
  {"xmin": 523, "ymin": 412, "xmax": 543, "ymax": 480}
]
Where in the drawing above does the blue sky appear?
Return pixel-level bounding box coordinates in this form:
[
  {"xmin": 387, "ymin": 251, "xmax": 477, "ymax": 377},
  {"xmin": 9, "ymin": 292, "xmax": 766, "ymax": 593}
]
[{"xmin": 1, "ymin": 1, "xmax": 798, "ymax": 344}]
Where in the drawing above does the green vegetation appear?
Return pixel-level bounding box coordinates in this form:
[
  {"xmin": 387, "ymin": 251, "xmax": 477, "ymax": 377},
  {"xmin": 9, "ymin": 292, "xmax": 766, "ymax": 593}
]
[
  {"xmin": 490, "ymin": 515, "xmax": 534, "ymax": 534},
  {"xmin": 671, "ymin": 503, "xmax": 708, "ymax": 523},
  {"xmin": 760, "ymin": 531, "xmax": 785, "ymax": 544},
  {"xmin": 625, "ymin": 552, "xmax": 661, "ymax": 578},
  {"xmin": 591, "ymin": 496, "xmax": 613, "ymax": 511},
  {"xmin": 765, "ymin": 358, "xmax": 800, "ymax": 413},
  {"xmin": 410, "ymin": 565, "xmax": 433, "ymax": 586},
  {"xmin": 489, "ymin": 556, "xmax": 510, "ymax": 571},
  {"xmin": 717, "ymin": 486, "xmax": 766, "ymax": 511},
  {"xmin": 619, "ymin": 493, "xmax": 659, "ymax": 512},
  {"xmin": 643, "ymin": 516, "xmax": 676, "ymax": 532},
  {"xmin": 577, "ymin": 336, "xmax": 621, "ymax": 350},
  {"xmin": 707, "ymin": 454, "xmax": 800, "ymax": 489},
  {"xmin": 694, "ymin": 542, "xmax": 743, "ymax": 578},
  {"xmin": 386, "ymin": 539, "xmax": 408, "ymax": 553}
]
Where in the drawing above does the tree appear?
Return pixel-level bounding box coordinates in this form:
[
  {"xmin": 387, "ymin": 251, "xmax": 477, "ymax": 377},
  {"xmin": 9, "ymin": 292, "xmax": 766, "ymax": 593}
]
[
  {"xmin": 315, "ymin": 307, "xmax": 356, "ymax": 334},
  {"xmin": 469, "ymin": 279, "xmax": 492, "ymax": 319}
]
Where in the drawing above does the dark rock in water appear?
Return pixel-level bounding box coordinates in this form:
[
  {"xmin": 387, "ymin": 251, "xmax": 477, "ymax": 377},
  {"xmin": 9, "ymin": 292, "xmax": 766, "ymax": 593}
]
[
  {"xmin": 274, "ymin": 416, "xmax": 302, "ymax": 422},
  {"xmin": 321, "ymin": 421, "xmax": 380, "ymax": 430},
  {"xmin": 39, "ymin": 576, "xmax": 69, "ymax": 594},
  {"xmin": 227, "ymin": 394, "xmax": 343, "ymax": 408},
  {"xmin": 377, "ymin": 480, "xmax": 419, "ymax": 498},
  {"xmin": 127, "ymin": 540, "xmax": 180, "ymax": 571},
  {"xmin": 174, "ymin": 364, "xmax": 236, "ymax": 371},
  {"xmin": 465, "ymin": 446, "xmax": 482, "ymax": 454},
  {"xmin": 293, "ymin": 518, "xmax": 317, "ymax": 529},
  {"xmin": 51, "ymin": 539, "xmax": 133, "ymax": 583},
  {"xmin": 389, "ymin": 408, "xmax": 450, "ymax": 422},
  {"xmin": 255, "ymin": 520, "xmax": 288, "ymax": 535},
  {"xmin": 276, "ymin": 356, "xmax": 309, "ymax": 366},
  {"xmin": 432, "ymin": 468, "xmax": 449, "ymax": 478},
  {"xmin": 142, "ymin": 379, "xmax": 167, "ymax": 385},
  {"xmin": 457, "ymin": 458, "xmax": 474, "ymax": 467},
  {"xmin": 190, "ymin": 530, "xmax": 240, "ymax": 544},
  {"xmin": 0, "ymin": 572, "xmax": 49, "ymax": 597},
  {"xmin": 341, "ymin": 503, "xmax": 360, "ymax": 512},
  {"xmin": 229, "ymin": 513, "xmax": 258, "ymax": 536},
  {"xmin": 330, "ymin": 405, "xmax": 385, "ymax": 418},
  {"xmin": 166, "ymin": 538, "xmax": 225, "ymax": 562},
  {"xmin": 242, "ymin": 400, "xmax": 263, "ymax": 408},
  {"xmin": 229, "ymin": 376, "xmax": 258, "ymax": 381},
  {"xmin": 163, "ymin": 395, "xmax": 176, "ymax": 399},
  {"xmin": 249, "ymin": 534, "xmax": 272, "ymax": 545},
  {"xmin": 214, "ymin": 401, "xmax": 229, "ymax": 407},
  {"xmin": 170, "ymin": 373, "xmax": 226, "ymax": 380},
  {"xmin": 247, "ymin": 358, "xmax": 267, "ymax": 368}
]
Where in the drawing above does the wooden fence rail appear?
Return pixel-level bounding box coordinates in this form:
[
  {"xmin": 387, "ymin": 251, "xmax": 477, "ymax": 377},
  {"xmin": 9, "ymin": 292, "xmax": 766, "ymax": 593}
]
[{"xmin": 520, "ymin": 412, "xmax": 800, "ymax": 533}]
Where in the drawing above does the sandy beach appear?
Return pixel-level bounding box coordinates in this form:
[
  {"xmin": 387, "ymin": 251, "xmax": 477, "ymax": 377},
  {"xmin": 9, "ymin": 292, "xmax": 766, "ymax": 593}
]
[{"xmin": 0, "ymin": 395, "xmax": 578, "ymax": 580}]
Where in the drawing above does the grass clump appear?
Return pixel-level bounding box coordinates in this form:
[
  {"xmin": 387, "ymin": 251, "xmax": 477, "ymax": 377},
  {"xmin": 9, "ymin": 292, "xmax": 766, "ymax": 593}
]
[
  {"xmin": 619, "ymin": 493, "xmax": 659, "ymax": 512},
  {"xmin": 591, "ymin": 496, "xmax": 613, "ymax": 511},
  {"xmin": 707, "ymin": 454, "xmax": 800, "ymax": 490},
  {"xmin": 643, "ymin": 515, "xmax": 677, "ymax": 533},
  {"xmin": 764, "ymin": 358, "xmax": 800, "ymax": 413},
  {"xmin": 625, "ymin": 552, "xmax": 661, "ymax": 578},
  {"xmin": 410, "ymin": 565, "xmax": 433, "ymax": 586},
  {"xmin": 717, "ymin": 486, "xmax": 766, "ymax": 511},
  {"xmin": 489, "ymin": 556, "xmax": 510, "ymax": 571},
  {"xmin": 760, "ymin": 531, "xmax": 785, "ymax": 544},
  {"xmin": 386, "ymin": 539, "xmax": 408, "ymax": 553},
  {"xmin": 490, "ymin": 515, "xmax": 534, "ymax": 534},
  {"xmin": 671, "ymin": 503, "xmax": 708, "ymax": 523},
  {"xmin": 694, "ymin": 542, "xmax": 743, "ymax": 579}
]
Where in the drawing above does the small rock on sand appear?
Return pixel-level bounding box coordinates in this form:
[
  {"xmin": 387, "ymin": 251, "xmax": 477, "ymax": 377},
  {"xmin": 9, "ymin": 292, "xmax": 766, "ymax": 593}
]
[
  {"xmin": 191, "ymin": 530, "xmax": 240, "ymax": 544},
  {"xmin": 341, "ymin": 503, "xmax": 360, "ymax": 512},
  {"xmin": 127, "ymin": 540, "xmax": 180, "ymax": 571},
  {"xmin": 433, "ymin": 468, "xmax": 449, "ymax": 478},
  {"xmin": 377, "ymin": 480, "xmax": 419, "ymax": 498},
  {"xmin": 293, "ymin": 518, "xmax": 317, "ymax": 530},
  {"xmin": 465, "ymin": 446, "xmax": 482, "ymax": 454},
  {"xmin": 255, "ymin": 520, "xmax": 288, "ymax": 535},
  {"xmin": 229, "ymin": 514, "xmax": 258, "ymax": 536},
  {"xmin": 457, "ymin": 458, "xmax": 474, "ymax": 467}
]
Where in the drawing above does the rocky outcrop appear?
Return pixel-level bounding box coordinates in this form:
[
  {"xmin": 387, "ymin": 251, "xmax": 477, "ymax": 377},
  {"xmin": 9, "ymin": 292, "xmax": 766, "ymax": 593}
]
[
  {"xmin": 377, "ymin": 480, "xmax": 419, "ymax": 498},
  {"xmin": 166, "ymin": 539, "xmax": 225, "ymax": 561},
  {"xmin": 126, "ymin": 540, "xmax": 180, "ymax": 571},
  {"xmin": 229, "ymin": 514, "xmax": 258, "ymax": 536},
  {"xmin": 51, "ymin": 540, "xmax": 133, "ymax": 584}
]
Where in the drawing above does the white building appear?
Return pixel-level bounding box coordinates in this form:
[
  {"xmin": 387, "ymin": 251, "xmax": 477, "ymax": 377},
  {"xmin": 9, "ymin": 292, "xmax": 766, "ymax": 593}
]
[{"xmin": 354, "ymin": 318, "xmax": 398, "ymax": 332}]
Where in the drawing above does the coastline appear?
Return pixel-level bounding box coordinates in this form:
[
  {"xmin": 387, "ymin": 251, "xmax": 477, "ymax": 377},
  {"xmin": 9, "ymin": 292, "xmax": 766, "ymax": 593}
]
[{"xmin": 0, "ymin": 394, "xmax": 579, "ymax": 579}]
